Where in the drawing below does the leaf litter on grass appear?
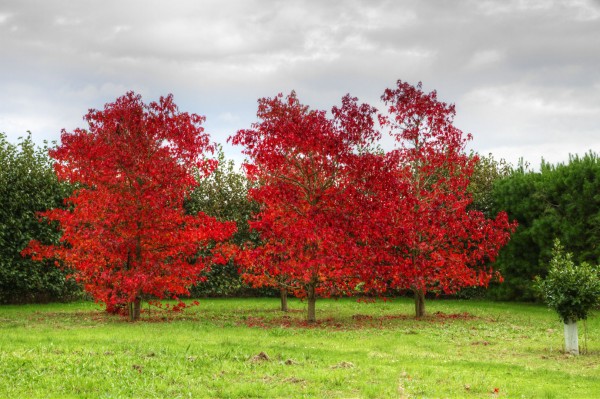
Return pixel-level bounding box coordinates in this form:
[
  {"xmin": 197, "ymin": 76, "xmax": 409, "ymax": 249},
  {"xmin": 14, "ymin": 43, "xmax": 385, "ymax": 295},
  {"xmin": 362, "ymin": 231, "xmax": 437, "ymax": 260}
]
[
  {"xmin": 2, "ymin": 298, "xmax": 599, "ymax": 398},
  {"xmin": 250, "ymin": 351, "xmax": 271, "ymax": 363}
]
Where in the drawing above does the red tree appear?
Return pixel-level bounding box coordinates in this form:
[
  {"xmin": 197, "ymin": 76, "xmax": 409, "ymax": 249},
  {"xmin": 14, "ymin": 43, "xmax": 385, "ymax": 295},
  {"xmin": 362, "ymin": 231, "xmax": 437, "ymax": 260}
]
[
  {"xmin": 368, "ymin": 81, "xmax": 517, "ymax": 317},
  {"xmin": 230, "ymin": 92, "xmax": 379, "ymax": 322},
  {"xmin": 23, "ymin": 92, "xmax": 235, "ymax": 320}
]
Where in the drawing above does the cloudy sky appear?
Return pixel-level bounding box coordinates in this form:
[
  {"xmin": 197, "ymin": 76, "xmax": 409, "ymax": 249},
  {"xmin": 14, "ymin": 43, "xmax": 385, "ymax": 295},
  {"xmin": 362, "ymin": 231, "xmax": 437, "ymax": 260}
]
[{"xmin": 1, "ymin": 0, "xmax": 599, "ymax": 167}]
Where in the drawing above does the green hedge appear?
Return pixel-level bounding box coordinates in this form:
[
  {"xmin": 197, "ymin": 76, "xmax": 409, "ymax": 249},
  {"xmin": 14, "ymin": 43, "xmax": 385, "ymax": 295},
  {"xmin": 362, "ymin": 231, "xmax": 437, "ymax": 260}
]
[
  {"xmin": 0, "ymin": 132, "xmax": 81, "ymax": 304},
  {"xmin": 489, "ymin": 153, "xmax": 600, "ymax": 301}
]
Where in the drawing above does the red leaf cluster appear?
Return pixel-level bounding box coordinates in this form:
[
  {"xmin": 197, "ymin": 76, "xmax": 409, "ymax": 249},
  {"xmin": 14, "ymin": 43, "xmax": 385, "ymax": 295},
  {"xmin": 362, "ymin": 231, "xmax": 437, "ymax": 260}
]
[
  {"xmin": 229, "ymin": 92, "xmax": 379, "ymax": 300},
  {"xmin": 231, "ymin": 81, "xmax": 516, "ymax": 319},
  {"xmin": 361, "ymin": 81, "xmax": 517, "ymax": 298}
]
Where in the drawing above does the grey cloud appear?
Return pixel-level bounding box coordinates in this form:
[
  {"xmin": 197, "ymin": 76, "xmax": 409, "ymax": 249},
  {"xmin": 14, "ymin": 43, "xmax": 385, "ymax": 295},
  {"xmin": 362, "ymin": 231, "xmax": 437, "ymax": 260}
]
[{"xmin": 1, "ymin": 0, "xmax": 599, "ymax": 167}]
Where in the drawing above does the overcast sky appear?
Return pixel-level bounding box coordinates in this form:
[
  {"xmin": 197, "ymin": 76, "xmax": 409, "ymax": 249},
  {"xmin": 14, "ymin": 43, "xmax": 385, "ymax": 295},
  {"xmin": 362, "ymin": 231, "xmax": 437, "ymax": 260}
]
[{"xmin": 1, "ymin": 0, "xmax": 599, "ymax": 167}]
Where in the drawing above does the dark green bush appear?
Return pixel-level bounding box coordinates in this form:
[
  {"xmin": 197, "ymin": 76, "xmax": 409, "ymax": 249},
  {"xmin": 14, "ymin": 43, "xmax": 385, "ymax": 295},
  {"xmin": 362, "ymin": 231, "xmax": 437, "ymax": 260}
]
[
  {"xmin": 184, "ymin": 145, "xmax": 262, "ymax": 297},
  {"xmin": 0, "ymin": 132, "xmax": 81, "ymax": 303},
  {"xmin": 489, "ymin": 153, "xmax": 600, "ymax": 301},
  {"xmin": 188, "ymin": 260, "xmax": 277, "ymax": 298}
]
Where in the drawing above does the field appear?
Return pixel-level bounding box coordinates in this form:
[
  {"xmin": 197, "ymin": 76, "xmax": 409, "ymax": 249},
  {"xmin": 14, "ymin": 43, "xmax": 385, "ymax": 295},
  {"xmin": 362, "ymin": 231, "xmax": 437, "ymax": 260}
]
[{"xmin": 0, "ymin": 298, "xmax": 599, "ymax": 398}]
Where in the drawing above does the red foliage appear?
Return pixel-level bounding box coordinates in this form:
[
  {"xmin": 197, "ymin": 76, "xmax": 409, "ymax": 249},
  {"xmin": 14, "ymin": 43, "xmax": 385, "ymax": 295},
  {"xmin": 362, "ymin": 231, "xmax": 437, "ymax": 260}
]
[
  {"xmin": 363, "ymin": 81, "xmax": 517, "ymax": 312},
  {"xmin": 22, "ymin": 92, "xmax": 235, "ymax": 317},
  {"xmin": 229, "ymin": 92, "xmax": 380, "ymax": 320},
  {"xmin": 230, "ymin": 83, "xmax": 515, "ymax": 320}
]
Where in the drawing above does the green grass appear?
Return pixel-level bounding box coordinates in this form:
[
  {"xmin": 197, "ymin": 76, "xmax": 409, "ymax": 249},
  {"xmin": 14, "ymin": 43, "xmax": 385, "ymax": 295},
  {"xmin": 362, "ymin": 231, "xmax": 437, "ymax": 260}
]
[{"xmin": 0, "ymin": 298, "xmax": 598, "ymax": 398}]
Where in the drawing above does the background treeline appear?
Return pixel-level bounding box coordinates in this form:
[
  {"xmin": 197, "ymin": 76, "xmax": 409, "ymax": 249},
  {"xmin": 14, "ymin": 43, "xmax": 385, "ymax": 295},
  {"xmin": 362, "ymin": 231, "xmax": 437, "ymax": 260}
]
[
  {"xmin": 0, "ymin": 133, "xmax": 79, "ymax": 303},
  {"xmin": 183, "ymin": 145, "xmax": 273, "ymax": 298},
  {"xmin": 2, "ymin": 131, "xmax": 600, "ymax": 303},
  {"xmin": 488, "ymin": 152, "xmax": 600, "ymax": 301}
]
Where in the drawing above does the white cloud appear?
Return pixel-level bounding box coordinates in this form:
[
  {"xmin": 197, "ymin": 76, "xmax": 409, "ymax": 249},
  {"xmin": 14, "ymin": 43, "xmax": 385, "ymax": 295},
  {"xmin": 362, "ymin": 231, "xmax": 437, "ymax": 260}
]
[
  {"xmin": 463, "ymin": 85, "xmax": 600, "ymax": 116},
  {"xmin": 467, "ymin": 50, "xmax": 505, "ymax": 70},
  {"xmin": 58, "ymin": 83, "xmax": 135, "ymax": 104},
  {"xmin": 457, "ymin": 83, "xmax": 600, "ymax": 165},
  {"xmin": 53, "ymin": 16, "xmax": 82, "ymax": 27},
  {"xmin": 0, "ymin": 13, "xmax": 12, "ymax": 24}
]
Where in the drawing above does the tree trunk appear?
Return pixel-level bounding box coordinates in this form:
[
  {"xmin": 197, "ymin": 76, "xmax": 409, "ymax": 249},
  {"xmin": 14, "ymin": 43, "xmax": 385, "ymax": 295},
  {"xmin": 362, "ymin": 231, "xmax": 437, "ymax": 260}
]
[
  {"xmin": 128, "ymin": 302, "xmax": 135, "ymax": 322},
  {"xmin": 128, "ymin": 297, "xmax": 141, "ymax": 322},
  {"xmin": 564, "ymin": 320, "xmax": 579, "ymax": 355},
  {"xmin": 414, "ymin": 289, "xmax": 425, "ymax": 318},
  {"xmin": 280, "ymin": 287, "xmax": 288, "ymax": 312},
  {"xmin": 307, "ymin": 283, "xmax": 316, "ymax": 323},
  {"xmin": 134, "ymin": 297, "xmax": 141, "ymax": 320}
]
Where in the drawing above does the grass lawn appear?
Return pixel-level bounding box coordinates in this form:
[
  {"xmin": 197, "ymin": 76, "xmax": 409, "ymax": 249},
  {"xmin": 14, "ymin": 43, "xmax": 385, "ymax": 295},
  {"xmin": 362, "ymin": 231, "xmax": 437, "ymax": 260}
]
[{"xmin": 0, "ymin": 297, "xmax": 598, "ymax": 398}]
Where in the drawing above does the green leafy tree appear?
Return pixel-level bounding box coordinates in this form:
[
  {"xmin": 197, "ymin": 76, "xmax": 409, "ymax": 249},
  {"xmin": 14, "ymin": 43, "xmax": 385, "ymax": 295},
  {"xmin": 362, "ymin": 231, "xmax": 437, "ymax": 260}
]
[
  {"xmin": 535, "ymin": 239, "xmax": 600, "ymax": 354},
  {"xmin": 457, "ymin": 153, "xmax": 514, "ymax": 299},
  {"xmin": 185, "ymin": 145, "xmax": 260, "ymax": 297},
  {"xmin": 0, "ymin": 132, "xmax": 79, "ymax": 303},
  {"xmin": 535, "ymin": 239, "xmax": 600, "ymax": 323},
  {"xmin": 468, "ymin": 152, "xmax": 512, "ymax": 217}
]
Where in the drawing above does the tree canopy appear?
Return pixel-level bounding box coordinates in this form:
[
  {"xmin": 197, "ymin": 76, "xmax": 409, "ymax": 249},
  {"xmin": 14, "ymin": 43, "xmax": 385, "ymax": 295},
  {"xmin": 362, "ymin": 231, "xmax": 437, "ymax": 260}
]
[
  {"xmin": 23, "ymin": 93, "xmax": 235, "ymax": 320},
  {"xmin": 230, "ymin": 91, "xmax": 380, "ymax": 322},
  {"xmin": 365, "ymin": 81, "xmax": 516, "ymax": 317}
]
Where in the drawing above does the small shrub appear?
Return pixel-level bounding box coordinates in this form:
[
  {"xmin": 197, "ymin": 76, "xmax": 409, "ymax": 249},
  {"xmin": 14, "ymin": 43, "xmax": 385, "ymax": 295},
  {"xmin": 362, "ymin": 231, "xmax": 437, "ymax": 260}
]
[{"xmin": 534, "ymin": 239, "xmax": 600, "ymax": 323}]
